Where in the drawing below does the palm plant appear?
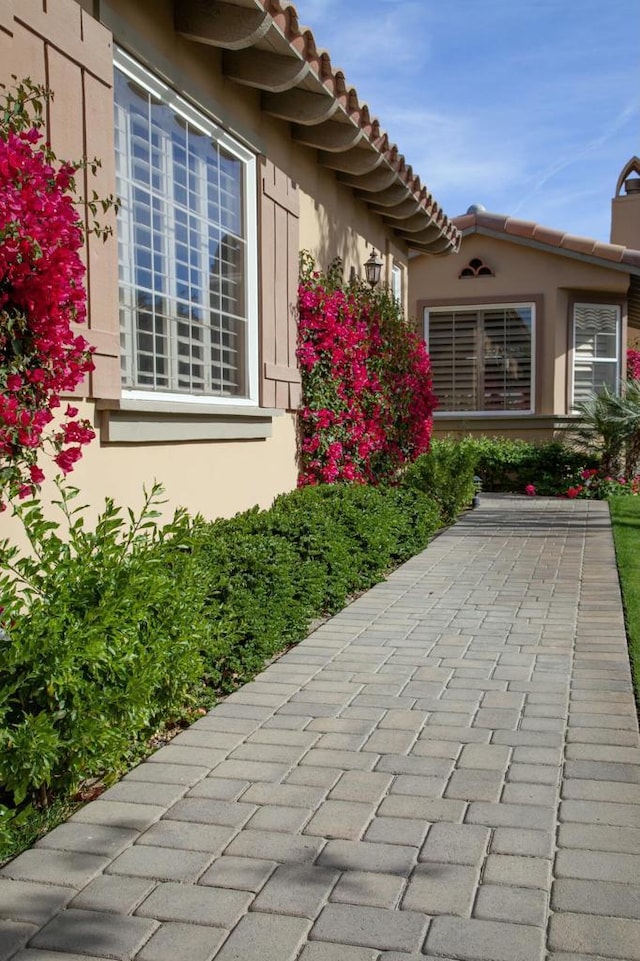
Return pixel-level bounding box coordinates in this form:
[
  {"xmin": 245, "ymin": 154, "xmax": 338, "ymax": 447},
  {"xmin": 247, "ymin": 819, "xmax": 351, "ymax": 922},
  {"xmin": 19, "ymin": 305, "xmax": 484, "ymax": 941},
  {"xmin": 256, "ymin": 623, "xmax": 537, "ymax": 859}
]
[{"xmin": 566, "ymin": 380, "xmax": 640, "ymax": 476}]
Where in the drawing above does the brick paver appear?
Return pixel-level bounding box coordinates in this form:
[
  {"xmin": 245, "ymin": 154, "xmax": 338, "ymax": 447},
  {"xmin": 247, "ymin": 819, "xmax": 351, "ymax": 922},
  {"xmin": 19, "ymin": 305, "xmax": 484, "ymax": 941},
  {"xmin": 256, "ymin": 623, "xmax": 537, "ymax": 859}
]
[{"xmin": 1, "ymin": 494, "xmax": 640, "ymax": 961}]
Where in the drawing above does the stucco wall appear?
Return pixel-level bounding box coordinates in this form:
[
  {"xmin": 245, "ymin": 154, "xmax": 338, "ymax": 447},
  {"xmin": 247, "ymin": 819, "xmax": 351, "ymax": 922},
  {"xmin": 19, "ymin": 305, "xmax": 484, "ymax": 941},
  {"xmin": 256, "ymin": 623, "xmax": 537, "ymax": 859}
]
[
  {"xmin": 1, "ymin": 400, "xmax": 298, "ymax": 554},
  {"xmin": 0, "ymin": 0, "xmax": 412, "ymax": 526},
  {"xmin": 410, "ymin": 234, "xmax": 630, "ymax": 429}
]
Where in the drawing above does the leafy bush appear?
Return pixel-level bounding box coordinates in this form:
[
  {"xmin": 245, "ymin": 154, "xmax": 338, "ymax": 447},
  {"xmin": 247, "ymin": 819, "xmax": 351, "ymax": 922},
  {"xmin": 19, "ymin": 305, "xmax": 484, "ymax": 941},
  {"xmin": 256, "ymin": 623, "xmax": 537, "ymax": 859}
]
[
  {"xmin": 189, "ymin": 483, "xmax": 442, "ymax": 692},
  {"xmin": 459, "ymin": 436, "xmax": 597, "ymax": 495},
  {"xmin": 0, "ymin": 484, "xmax": 211, "ymax": 810},
  {"xmin": 0, "ymin": 480, "xmax": 443, "ymax": 831},
  {"xmin": 403, "ymin": 439, "xmax": 476, "ymax": 522}
]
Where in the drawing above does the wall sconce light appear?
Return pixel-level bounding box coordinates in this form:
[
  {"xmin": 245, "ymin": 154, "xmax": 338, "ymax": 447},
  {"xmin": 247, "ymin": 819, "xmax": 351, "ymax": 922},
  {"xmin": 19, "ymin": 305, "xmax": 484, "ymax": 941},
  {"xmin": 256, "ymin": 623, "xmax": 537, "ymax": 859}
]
[{"xmin": 364, "ymin": 248, "xmax": 383, "ymax": 288}]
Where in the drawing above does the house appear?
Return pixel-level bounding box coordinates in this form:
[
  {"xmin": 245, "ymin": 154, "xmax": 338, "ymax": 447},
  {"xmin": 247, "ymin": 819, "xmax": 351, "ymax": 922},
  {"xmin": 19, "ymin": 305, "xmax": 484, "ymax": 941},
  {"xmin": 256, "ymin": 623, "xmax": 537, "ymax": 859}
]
[
  {"xmin": 0, "ymin": 0, "xmax": 459, "ymax": 522},
  {"xmin": 409, "ymin": 157, "xmax": 640, "ymax": 440}
]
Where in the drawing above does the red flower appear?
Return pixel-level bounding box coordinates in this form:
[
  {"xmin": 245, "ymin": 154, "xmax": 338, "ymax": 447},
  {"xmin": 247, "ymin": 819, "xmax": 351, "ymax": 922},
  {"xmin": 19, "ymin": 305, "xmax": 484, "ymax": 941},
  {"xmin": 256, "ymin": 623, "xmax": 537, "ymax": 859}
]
[
  {"xmin": 296, "ymin": 265, "xmax": 436, "ymax": 487},
  {"xmin": 53, "ymin": 446, "xmax": 82, "ymax": 475},
  {"xmin": 29, "ymin": 463, "xmax": 45, "ymax": 485},
  {"xmin": 0, "ymin": 113, "xmax": 96, "ymax": 497}
]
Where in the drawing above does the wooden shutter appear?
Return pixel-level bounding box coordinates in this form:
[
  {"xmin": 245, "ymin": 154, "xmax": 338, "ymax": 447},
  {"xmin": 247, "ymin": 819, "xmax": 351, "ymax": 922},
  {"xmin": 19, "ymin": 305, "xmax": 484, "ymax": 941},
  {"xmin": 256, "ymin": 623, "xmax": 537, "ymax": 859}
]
[
  {"xmin": 483, "ymin": 308, "xmax": 532, "ymax": 411},
  {"xmin": 260, "ymin": 158, "xmax": 301, "ymax": 410},
  {"xmin": 428, "ymin": 311, "xmax": 478, "ymax": 411}
]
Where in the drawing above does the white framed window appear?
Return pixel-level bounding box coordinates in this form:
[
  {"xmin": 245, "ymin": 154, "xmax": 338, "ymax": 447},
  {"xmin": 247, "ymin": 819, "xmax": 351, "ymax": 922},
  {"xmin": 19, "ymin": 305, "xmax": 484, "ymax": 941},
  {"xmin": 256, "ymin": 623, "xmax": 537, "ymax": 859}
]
[
  {"xmin": 425, "ymin": 303, "xmax": 534, "ymax": 414},
  {"xmin": 571, "ymin": 302, "xmax": 621, "ymax": 408},
  {"xmin": 114, "ymin": 49, "xmax": 258, "ymax": 403},
  {"xmin": 391, "ymin": 263, "xmax": 403, "ymax": 305}
]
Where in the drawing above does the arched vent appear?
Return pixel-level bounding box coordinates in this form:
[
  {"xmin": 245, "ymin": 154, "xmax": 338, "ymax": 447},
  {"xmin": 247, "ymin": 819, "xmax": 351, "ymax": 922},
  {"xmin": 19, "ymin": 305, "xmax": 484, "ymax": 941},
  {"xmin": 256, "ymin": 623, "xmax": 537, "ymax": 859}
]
[{"xmin": 459, "ymin": 257, "xmax": 494, "ymax": 278}]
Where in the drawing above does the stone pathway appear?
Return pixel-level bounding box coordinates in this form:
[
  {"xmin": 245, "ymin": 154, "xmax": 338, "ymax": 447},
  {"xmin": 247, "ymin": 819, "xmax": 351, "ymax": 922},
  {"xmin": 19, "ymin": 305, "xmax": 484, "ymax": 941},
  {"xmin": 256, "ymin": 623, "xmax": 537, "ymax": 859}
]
[{"xmin": 1, "ymin": 494, "xmax": 639, "ymax": 961}]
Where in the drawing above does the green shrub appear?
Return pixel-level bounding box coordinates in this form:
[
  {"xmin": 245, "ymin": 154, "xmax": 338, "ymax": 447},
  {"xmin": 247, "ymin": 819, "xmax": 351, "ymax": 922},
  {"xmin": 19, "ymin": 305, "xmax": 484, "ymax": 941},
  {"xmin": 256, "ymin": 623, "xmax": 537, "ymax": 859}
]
[
  {"xmin": 0, "ymin": 484, "xmax": 211, "ymax": 809},
  {"xmin": 0, "ymin": 479, "xmax": 443, "ymax": 830},
  {"xmin": 460, "ymin": 437, "xmax": 597, "ymax": 495},
  {"xmin": 403, "ymin": 439, "xmax": 476, "ymax": 522}
]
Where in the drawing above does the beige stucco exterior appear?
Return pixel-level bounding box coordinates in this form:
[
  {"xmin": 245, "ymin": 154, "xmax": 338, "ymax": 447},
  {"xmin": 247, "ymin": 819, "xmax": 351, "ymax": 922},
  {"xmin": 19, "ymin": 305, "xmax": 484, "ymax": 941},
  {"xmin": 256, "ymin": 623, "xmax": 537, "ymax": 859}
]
[
  {"xmin": 410, "ymin": 229, "xmax": 635, "ymax": 440},
  {"xmin": 0, "ymin": 401, "xmax": 298, "ymax": 553},
  {"xmin": 1, "ymin": 0, "xmax": 456, "ymax": 530}
]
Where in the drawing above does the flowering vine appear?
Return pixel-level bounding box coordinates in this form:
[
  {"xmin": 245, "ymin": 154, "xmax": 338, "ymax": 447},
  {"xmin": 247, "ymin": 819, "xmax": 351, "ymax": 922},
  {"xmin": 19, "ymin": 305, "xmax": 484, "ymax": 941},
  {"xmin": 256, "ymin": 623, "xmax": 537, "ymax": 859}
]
[
  {"xmin": 297, "ymin": 253, "xmax": 436, "ymax": 486},
  {"xmin": 0, "ymin": 79, "xmax": 116, "ymax": 506},
  {"xmin": 628, "ymin": 347, "xmax": 640, "ymax": 382}
]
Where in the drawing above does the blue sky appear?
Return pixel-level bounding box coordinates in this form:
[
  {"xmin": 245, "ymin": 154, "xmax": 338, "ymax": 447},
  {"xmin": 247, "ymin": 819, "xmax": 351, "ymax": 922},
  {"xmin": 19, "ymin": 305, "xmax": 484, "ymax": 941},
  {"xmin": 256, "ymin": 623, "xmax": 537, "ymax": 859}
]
[{"xmin": 296, "ymin": 0, "xmax": 640, "ymax": 243}]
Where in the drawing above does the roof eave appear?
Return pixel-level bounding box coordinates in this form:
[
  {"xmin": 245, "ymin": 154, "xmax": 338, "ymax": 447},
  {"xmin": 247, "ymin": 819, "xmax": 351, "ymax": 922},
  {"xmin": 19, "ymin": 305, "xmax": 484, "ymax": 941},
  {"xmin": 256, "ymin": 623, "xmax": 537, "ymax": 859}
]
[{"xmin": 174, "ymin": 0, "xmax": 460, "ymax": 256}]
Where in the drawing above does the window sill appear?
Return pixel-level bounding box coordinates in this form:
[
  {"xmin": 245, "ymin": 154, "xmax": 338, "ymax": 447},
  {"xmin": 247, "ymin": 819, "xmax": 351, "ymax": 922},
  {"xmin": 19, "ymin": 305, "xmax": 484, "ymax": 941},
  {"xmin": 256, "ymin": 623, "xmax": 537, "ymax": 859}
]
[{"xmin": 96, "ymin": 398, "xmax": 282, "ymax": 444}]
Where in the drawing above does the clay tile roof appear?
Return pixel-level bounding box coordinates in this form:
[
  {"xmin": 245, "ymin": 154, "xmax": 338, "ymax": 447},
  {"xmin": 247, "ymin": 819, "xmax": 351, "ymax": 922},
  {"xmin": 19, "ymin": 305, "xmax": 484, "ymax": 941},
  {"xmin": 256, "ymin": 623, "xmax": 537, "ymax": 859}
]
[
  {"xmin": 532, "ymin": 224, "xmax": 565, "ymax": 246},
  {"xmin": 181, "ymin": 0, "xmax": 460, "ymax": 255},
  {"xmin": 454, "ymin": 211, "xmax": 640, "ymax": 274},
  {"xmin": 561, "ymin": 234, "xmax": 598, "ymax": 255},
  {"xmin": 592, "ymin": 241, "xmax": 625, "ymax": 263}
]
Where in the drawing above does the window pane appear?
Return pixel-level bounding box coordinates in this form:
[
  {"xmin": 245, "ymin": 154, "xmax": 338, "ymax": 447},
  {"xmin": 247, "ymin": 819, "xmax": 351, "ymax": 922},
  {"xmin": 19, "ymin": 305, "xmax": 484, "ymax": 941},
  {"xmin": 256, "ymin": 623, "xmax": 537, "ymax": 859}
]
[
  {"xmin": 483, "ymin": 308, "xmax": 531, "ymax": 411},
  {"xmin": 115, "ymin": 61, "xmax": 250, "ymax": 397},
  {"xmin": 428, "ymin": 306, "xmax": 532, "ymax": 413},
  {"xmin": 429, "ymin": 312, "xmax": 478, "ymax": 412},
  {"xmin": 573, "ymin": 304, "xmax": 620, "ymax": 406}
]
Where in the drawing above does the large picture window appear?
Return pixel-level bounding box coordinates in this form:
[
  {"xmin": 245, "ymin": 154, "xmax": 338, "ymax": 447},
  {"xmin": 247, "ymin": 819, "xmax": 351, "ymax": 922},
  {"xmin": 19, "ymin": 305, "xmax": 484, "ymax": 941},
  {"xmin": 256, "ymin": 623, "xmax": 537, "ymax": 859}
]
[
  {"xmin": 114, "ymin": 50, "xmax": 257, "ymax": 401},
  {"xmin": 572, "ymin": 303, "xmax": 621, "ymax": 407},
  {"xmin": 425, "ymin": 304, "xmax": 534, "ymax": 413}
]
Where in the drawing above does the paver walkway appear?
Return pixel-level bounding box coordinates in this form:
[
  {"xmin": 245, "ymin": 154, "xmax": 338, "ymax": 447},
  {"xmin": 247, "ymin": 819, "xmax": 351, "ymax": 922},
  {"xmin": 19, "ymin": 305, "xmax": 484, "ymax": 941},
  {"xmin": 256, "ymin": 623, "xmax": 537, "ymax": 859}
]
[{"xmin": 1, "ymin": 494, "xmax": 640, "ymax": 961}]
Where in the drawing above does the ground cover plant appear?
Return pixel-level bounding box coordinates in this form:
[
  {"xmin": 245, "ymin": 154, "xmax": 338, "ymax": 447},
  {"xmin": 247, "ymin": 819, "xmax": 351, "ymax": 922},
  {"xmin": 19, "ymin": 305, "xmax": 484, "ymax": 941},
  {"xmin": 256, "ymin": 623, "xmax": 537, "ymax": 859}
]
[
  {"xmin": 0, "ymin": 479, "xmax": 444, "ymax": 861},
  {"xmin": 609, "ymin": 497, "xmax": 640, "ymax": 710}
]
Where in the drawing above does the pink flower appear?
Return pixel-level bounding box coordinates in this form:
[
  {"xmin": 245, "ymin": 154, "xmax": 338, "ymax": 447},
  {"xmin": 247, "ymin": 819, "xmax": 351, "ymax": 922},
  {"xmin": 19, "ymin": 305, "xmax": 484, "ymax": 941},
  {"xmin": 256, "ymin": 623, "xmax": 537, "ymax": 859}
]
[
  {"xmin": 29, "ymin": 463, "xmax": 45, "ymax": 484},
  {"xmin": 53, "ymin": 446, "xmax": 82, "ymax": 475},
  {"xmin": 525, "ymin": 484, "xmax": 536, "ymax": 496},
  {"xmin": 5, "ymin": 373, "xmax": 21, "ymax": 391}
]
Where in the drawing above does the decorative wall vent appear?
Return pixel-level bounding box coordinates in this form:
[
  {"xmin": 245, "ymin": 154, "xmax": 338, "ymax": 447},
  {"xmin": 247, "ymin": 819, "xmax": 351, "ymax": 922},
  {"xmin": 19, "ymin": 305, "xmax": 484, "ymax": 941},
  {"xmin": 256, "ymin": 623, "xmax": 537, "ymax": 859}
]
[{"xmin": 459, "ymin": 257, "xmax": 494, "ymax": 278}]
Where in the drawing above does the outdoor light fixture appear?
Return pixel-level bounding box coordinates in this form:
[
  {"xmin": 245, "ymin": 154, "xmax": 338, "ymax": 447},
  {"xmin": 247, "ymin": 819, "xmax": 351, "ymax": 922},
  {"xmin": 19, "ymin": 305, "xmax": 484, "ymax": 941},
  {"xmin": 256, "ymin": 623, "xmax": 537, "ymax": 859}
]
[
  {"xmin": 472, "ymin": 475, "xmax": 482, "ymax": 509},
  {"xmin": 364, "ymin": 248, "xmax": 383, "ymax": 288}
]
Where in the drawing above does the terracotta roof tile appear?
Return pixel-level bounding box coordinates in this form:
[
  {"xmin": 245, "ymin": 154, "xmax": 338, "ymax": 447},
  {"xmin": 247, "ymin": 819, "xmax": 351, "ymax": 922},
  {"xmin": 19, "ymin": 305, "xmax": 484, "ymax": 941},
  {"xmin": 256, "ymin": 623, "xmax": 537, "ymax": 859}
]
[
  {"xmin": 531, "ymin": 224, "xmax": 564, "ymax": 246},
  {"xmin": 454, "ymin": 213, "xmax": 475, "ymax": 230},
  {"xmin": 475, "ymin": 212, "xmax": 509, "ymax": 231},
  {"xmin": 561, "ymin": 234, "xmax": 598, "ymax": 255},
  {"xmin": 592, "ymin": 241, "xmax": 625, "ymax": 263},
  {"xmin": 502, "ymin": 218, "xmax": 537, "ymax": 239}
]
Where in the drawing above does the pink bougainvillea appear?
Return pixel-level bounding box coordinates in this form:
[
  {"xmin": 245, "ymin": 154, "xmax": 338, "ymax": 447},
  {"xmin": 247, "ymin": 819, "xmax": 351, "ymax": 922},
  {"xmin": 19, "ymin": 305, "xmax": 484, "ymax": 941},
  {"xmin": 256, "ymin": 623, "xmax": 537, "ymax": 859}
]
[
  {"xmin": 0, "ymin": 80, "xmax": 105, "ymax": 502},
  {"xmin": 628, "ymin": 348, "xmax": 640, "ymax": 381},
  {"xmin": 296, "ymin": 256, "xmax": 437, "ymax": 486}
]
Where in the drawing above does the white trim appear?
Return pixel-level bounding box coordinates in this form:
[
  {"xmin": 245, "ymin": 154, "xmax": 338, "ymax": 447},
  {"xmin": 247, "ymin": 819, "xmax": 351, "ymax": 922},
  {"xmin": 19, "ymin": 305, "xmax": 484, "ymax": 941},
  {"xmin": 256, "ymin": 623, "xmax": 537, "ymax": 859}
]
[
  {"xmin": 570, "ymin": 302, "xmax": 622, "ymax": 408},
  {"xmin": 391, "ymin": 263, "xmax": 403, "ymax": 305},
  {"xmin": 114, "ymin": 47, "xmax": 258, "ymax": 403},
  {"xmin": 425, "ymin": 302, "xmax": 536, "ymax": 416}
]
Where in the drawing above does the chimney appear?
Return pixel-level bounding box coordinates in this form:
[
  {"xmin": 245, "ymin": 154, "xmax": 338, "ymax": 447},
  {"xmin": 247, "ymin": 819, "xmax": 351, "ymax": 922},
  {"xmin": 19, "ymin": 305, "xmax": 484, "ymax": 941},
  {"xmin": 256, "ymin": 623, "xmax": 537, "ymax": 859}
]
[{"xmin": 611, "ymin": 157, "xmax": 640, "ymax": 249}]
